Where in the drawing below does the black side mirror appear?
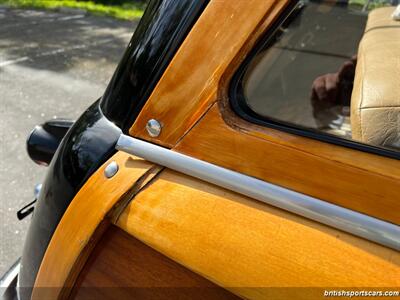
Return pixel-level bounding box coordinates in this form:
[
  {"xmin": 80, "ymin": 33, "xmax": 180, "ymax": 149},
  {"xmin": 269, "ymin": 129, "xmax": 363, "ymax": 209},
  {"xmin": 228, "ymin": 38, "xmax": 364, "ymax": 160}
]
[{"xmin": 26, "ymin": 119, "xmax": 74, "ymax": 166}]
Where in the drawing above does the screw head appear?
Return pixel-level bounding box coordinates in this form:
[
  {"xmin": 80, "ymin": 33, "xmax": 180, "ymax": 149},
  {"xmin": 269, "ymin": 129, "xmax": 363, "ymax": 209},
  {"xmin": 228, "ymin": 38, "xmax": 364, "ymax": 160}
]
[
  {"xmin": 146, "ymin": 119, "xmax": 162, "ymax": 137},
  {"xmin": 104, "ymin": 161, "xmax": 119, "ymax": 178}
]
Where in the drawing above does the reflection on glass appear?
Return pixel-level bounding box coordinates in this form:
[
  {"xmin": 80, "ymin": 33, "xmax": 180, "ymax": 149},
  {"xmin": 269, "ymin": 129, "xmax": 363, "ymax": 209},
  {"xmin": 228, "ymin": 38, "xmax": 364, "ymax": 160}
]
[{"xmin": 242, "ymin": 0, "xmax": 399, "ymax": 151}]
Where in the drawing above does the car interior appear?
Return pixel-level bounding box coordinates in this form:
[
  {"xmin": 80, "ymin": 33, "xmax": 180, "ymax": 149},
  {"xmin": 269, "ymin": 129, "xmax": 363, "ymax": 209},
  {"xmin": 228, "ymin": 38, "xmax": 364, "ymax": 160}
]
[{"xmin": 241, "ymin": 0, "xmax": 399, "ymax": 151}]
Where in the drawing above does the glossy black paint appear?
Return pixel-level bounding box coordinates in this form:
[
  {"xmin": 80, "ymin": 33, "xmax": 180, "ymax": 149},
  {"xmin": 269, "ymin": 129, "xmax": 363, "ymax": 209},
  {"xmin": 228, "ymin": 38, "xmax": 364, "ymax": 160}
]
[
  {"xmin": 26, "ymin": 119, "xmax": 74, "ymax": 166},
  {"xmin": 101, "ymin": 0, "xmax": 209, "ymax": 132},
  {"xmin": 17, "ymin": 1, "xmax": 211, "ymax": 298},
  {"xmin": 18, "ymin": 101, "xmax": 121, "ymax": 299}
]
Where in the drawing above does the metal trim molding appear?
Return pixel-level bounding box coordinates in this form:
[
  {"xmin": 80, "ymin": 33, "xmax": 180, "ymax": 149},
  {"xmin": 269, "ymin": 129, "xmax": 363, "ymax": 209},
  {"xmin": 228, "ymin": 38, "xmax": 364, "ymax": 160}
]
[{"xmin": 116, "ymin": 134, "xmax": 400, "ymax": 250}]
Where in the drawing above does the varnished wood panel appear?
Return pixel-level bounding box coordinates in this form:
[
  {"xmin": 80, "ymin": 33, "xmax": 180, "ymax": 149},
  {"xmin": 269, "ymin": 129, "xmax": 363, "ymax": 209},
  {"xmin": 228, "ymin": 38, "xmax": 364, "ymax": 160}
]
[
  {"xmin": 32, "ymin": 152, "xmax": 161, "ymax": 300},
  {"xmin": 71, "ymin": 226, "xmax": 239, "ymax": 300},
  {"xmin": 175, "ymin": 104, "xmax": 400, "ymax": 225},
  {"xmin": 127, "ymin": 0, "xmax": 400, "ymax": 225},
  {"xmin": 116, "ymin": 169, "xmax": 400, "ymax": 300},
  {"xmin": 129, "ymin": 0, "xmax": 289, "ymax": 146}
]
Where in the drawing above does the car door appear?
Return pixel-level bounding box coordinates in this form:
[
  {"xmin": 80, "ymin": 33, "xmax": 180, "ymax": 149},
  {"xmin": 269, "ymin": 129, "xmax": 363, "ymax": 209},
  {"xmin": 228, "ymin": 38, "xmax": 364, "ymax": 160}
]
[{"xmin": 31, "ymin": 1, "xmax": 400, "ymax": 300}]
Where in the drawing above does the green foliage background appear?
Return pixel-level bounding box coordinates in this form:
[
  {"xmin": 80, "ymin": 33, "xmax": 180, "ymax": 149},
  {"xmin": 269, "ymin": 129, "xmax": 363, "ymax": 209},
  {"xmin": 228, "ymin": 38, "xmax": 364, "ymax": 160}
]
[{"xmin": 0, "ymin": 0, "xmax": 146, "ymax": 20}]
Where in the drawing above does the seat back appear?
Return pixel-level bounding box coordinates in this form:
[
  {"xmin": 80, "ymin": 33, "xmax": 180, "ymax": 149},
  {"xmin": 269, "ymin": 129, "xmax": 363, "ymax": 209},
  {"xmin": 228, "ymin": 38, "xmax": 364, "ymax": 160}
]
[{"xmin": 351, "ymin": 7, "xmax": 400, "ymax": 149}]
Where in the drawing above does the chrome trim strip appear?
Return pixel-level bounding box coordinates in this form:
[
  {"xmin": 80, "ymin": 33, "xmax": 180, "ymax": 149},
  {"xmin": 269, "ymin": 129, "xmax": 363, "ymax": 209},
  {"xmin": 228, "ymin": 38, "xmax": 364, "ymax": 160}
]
[{"xmin": 116, "ymin": 134, "xmax": 400, "ymax": 250}]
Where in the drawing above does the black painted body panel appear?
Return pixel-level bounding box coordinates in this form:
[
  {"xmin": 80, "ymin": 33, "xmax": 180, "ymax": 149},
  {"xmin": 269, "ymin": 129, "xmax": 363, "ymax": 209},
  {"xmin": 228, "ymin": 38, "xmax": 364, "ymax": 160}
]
[
  {"xmin": 17, "ymin": 1, "xmax": 209, "ymax": 298},
  {"xmin": 26, "ymin": 119, "xmax": 74, "ymax": 166},
  {"xmin": 18, "ymin": 102, "xmax": 121, "ymax": 299}
]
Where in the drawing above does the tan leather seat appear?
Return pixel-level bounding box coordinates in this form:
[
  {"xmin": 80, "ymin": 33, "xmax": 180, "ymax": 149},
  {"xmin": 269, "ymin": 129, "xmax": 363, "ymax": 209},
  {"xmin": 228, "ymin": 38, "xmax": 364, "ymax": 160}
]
[{"xmin": 351, "ymin": 7, "xmax": 400, "ymax": 150}]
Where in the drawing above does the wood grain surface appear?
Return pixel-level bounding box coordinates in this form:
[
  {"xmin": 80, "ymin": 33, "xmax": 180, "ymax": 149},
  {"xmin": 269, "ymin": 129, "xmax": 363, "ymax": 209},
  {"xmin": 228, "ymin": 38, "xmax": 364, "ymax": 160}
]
[
  {"xmin": 127, "ymin": 0, "xmax": 400, "ymax": 225},
  {"xmin": 175, "ymin": 104, "xmax": 400, "ymax": 225},
  {"xmin": 116, "ymin": 169, "xmax": 400, "ymax": 300},
  {"xmin": 129, "ymin": 0, "xmax": 289, "ymax": 146},
  {"xmin": 71, "ymin": 226, "xmax": 239, "ymax": 300},
  {"xmin": 32, "ymin": 152, "xmax": 160, "ymax": 300}
]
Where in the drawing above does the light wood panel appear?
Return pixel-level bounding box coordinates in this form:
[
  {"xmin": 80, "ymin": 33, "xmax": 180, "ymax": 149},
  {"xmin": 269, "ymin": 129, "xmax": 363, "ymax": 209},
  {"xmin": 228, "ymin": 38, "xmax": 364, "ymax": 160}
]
[
  {"xmin": 129, "ymin": 0, "xmax": 289, "ymax": 147},
  {"xmin": 127, "ymin": 0, "xmax": 400, "ymax": 225},
  {"xmin": 71, "ymin": 226, "xmax": 239, "ymax": 300},
  {"xmin": 32, "ymin": 152, "xmax": 161, "ymax": 300},
  {"xmin": 175, "ymin": 104, "xmax": 400, "ymax": 225},
  {"xmin": 116, "ymin": 169, "xmax": 400, "ymax": 300}
]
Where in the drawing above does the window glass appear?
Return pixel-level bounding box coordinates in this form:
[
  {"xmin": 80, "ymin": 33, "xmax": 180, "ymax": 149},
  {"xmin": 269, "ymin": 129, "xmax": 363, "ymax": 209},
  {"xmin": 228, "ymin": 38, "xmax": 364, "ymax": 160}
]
[{"xmin": 237, "ymin": 0, "xmax": 399, "ymax": 154}]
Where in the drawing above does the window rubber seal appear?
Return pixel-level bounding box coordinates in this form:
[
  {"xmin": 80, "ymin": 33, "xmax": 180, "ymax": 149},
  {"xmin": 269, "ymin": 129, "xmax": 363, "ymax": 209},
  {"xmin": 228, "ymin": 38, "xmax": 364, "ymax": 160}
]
[{"xmin": 228, "ymin": 1, "xmax": 400, "ymax": 161}]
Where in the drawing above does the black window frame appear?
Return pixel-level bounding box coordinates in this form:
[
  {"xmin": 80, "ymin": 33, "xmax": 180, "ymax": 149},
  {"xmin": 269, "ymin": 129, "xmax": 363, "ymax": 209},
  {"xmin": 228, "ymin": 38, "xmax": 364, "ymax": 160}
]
[{"xmin": 229, "ymin": 1, "xmax": 400, "ymax": 160}]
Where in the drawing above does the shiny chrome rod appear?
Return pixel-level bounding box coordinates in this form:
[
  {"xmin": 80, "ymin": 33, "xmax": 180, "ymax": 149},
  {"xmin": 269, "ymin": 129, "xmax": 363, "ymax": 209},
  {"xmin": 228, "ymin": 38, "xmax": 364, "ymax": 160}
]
[{"xmin": 116, "ymin": 134, "xmax": 400, "ymax": 250}]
